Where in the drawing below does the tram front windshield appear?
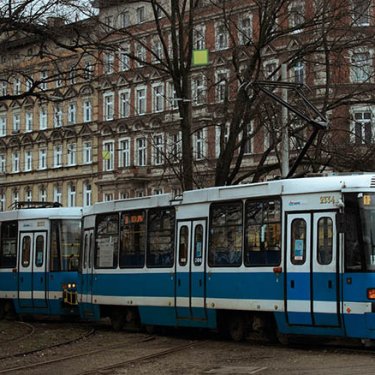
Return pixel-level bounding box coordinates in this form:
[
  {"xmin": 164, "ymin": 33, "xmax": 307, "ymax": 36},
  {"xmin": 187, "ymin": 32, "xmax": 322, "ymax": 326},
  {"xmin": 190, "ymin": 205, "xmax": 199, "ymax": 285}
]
[{"xmin": 357, "ymin": 193, "xmax": 375, "ymax": 271}]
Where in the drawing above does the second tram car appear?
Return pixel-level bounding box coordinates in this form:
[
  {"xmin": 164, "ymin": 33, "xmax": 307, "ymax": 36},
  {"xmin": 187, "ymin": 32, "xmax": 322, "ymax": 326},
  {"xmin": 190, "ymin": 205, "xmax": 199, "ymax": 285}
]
[
  {"xmin": 0, "ymin": 204, "xmax": 82, "ymax": 319},
  {"xmin": 79, "ymin": 174, "xmax": 375, "ymax": 342}
]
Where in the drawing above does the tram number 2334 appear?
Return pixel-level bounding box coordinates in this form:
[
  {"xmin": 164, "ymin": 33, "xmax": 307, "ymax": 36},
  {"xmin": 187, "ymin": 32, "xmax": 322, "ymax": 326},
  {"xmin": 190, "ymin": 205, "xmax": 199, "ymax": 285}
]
[{"xmin": 320, "ymin": 196, "xmax": 336, "ymax": 205}]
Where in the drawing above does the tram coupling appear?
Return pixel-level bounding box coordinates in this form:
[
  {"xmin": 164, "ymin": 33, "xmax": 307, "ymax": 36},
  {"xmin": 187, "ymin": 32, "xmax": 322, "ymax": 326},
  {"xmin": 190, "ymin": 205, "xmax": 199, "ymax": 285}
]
[{"xmin": 62, "ymin": 283, "xmax": 78, "ymax": 306}]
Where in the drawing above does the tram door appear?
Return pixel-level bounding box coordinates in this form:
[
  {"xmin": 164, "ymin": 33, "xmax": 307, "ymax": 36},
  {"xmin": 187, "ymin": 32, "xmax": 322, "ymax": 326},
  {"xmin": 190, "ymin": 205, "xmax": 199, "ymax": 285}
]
[
  {"xmin": 176, "ymin": 219, "xmax": 207, "ymax": 320},
  {"xmin": 81, "ymin": 230, "xmax": 94, "ymax": 306},
  {"xmin": 18, "ymin": 232, "xmax": 47, "ymax": 308},
  {"xmin": 286, "ymin": 211, "xmax": 339, "ymax": 327}
]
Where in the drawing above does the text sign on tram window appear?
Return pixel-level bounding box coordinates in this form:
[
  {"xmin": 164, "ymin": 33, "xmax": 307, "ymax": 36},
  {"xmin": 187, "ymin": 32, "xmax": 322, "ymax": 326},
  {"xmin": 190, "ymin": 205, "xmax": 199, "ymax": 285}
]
[
  {"xmin": 124, "ymin": 214, "xmax": 144, "ymax": 224},
  {"xmin": 363, "ymin": 195, "xmax": 372, "ymax": 206}
]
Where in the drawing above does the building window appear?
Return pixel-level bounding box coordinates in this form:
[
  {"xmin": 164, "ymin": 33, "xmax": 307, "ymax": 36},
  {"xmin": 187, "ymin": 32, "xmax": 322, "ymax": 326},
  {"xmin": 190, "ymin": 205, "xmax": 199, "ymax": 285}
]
[
  {"xmin": 243, "ymin": 121, "xmax": 253, "ymax": 154},
  {"xmin": 39, "ymin": 148, "xmax": 47, "ymax": 169},
  {"xmin": 103, "ymin": 53, "xmax": 114, "ymax": 74},
  {"xmin": 351, "ymin": 108, "xmax": 373, "ymax": 144},
  {"xmin": 215, "ymin": 71, "xmax": 228, "ymax": 103},
  {"xmin": 54, "ymin": 185, "xmax": 62, "ymax": 204},
  {"xmin": 121, "ymin": 11, "xmax": 130, "ymax": 27},
  {"xmin": 152, "ymin": 83, "xmax": 164, "ymax": 112},
  {"xmin": 83, "ymin": 100, "xmax": 92, "ymax": 122},
  {"xmin": 136, "ymin": 87, "xmax": 146, "ymax": 115},
  {"xmin": 264, "ymin": 61, "xmax": 278, "ymax": 81},
  {"xmin": 68, "ymin": 102, "xmax": 77, "ymax": 124},
  {"xmin": 0, "ymin": 193, "xmax": 5, "ymax": 211},
  {"xmin": 119, "ymin": 138, "xmax": 130, "ymax": 168},
  {"xmin": 135, "ymin": 137, "xmax": 147, "ymax": 166},
  {"xmin": 151, "ymin": 39, "xmax": 163, "ymax": 62},
  {"xmin": 216, "ymin": 23, "xmax": 228, "ymax": 50},
  {"xmin": 24, "ymin": 150, "xmax": 32, "ymax": 171},
  {"xmin": 12, "ymin": 112, "xmax": 20, "ymax": 132},
  {"xmin": 67, "ymin": 143, "xmax": 76, "ymax": 166},
  {"xmin": 54, "ymin": 104, "xmax": 63, "ymax": 128},
  {"xmin": 169, "ymin": 132, "xmax": 182, "ymax": 162},
  {"xmin": 239, "ymin": 15, "xmax": 252, "ymax": 45},
  {"xmin": 167, "ymin": 82, "xmax": 178, "ymax": 110},
  {"xmin": 12, "ymin": 150, "xmax": 19, "ymax": 173},
  {"xmin": 39, "ymin": 106, "xmax": 48, "ymax": 129},
  {"xmin": 0, "ymin": 113, "xmax": 6, "ymax": 136},
  {"xmin": 352, "ymin": 0, "xmax": 370, "ymax": 26},
  {"xmin": 289, "ymin": 2, "xmax": 304, "ymax": 33},
  {"xmin": 119, "ymin": 48, "xmax": 130, "ymax": 71},
  {"xmin": 39, "ymin": 187, "xmax": 47, "ymax": 202},
  {"xmin": 1, "ymin": 81, "xmax": 7, "ymax": 96},
  {"xmin": 12, "ymin": 190, "xmax": 19, "ymax": 205},
  {"xmin": 193, "ymin": 76, "xmax": 206, "ymax": 105},
  {"xmin": 54, "ymin": 144, "xmax": 63, "ymax": 168},
  {"xmin": 13, "ymin": 77, "xmax": 21, "ymax": 95},
  {"xmin": 40, "ymin": 70, "xmax": 48, "ymax": 90},
  {"xmin": 194, "ymin": 128, "xmax": 206, "ymax": 160},
  {"xmin": 83, "ymin": 141, "xmax": 92, "ymax": 164},
  {"xmin": 136, "ymin": 44, "xmax": 146, "ymax": 67},
  {"xmin": 293, "ymin": 60, "xmax": 304, "ymax": 84},
  {"xmin": 104, "ymin": 193, "xmax": 114, "ymax": 202},
  {"xmin": 84, "ymin": 183, "xmax": 92, "ymax": 207},
  {"xmin": 25, "ymin": 111, "xmax": 33, "ymax": 132},
  {"xmin": 215, "ymin": 123, "xmax": 230, "ymax": 158},
  {"xmin": 103, "ymin": 141, "xmax": 114, "ymax": 171},
  {"xmin": 104, "ymin": 93, "xmax": 114, "ymax": 121},
  {"xmin": 119, "ymin": 90, "xmax": 130, "ymax": 118},
  {"xmin": 153, "ymin": 134, "xmax": 164, "ymax": 165},
  {"xmin": 136, "ymin": 6, "xmax": 145, "ymax": 23},
  {"xmin": 84, "ymin": 62, "xmax": 94, "ymax": 80},
  {"xmin": 68, "ymin": 184, "xmax": 76, "ymax": 207},
  {"xmin": 193, "ymin": 25, "xmax": 205, "ymax": 50},
  {"xmin": 25, "ymin": 188, "xmax": 32, "ymax": 202},
  {"xmin": 68, "ymin": 68, "xmax": 76, "ymax": 85},
  {"xmin": 351, "ymin": 51, "xmax": 372, "ymax": 83},
  {"xmin": 0, "ymin": 154, "xmax": 6, "ymax": 173}
]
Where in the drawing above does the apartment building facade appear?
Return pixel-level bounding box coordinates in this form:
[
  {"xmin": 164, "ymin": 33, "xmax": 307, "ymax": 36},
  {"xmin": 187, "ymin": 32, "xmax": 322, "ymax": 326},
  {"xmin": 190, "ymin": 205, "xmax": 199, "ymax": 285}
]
[{"xmin": 0, "ymin": 0, "xmax": 374, "ymax": 208}]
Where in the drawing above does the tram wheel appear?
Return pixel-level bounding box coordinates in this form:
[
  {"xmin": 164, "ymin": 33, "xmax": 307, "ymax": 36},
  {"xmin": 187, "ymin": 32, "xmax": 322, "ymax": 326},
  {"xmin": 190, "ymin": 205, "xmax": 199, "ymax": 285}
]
[
  {"xmin": 110, "ymin": 308, "xmax": 125, "ymax": 331},
  {"xmin": 228, "ymin": 313, "xmax": 247, "ymax": 342}
]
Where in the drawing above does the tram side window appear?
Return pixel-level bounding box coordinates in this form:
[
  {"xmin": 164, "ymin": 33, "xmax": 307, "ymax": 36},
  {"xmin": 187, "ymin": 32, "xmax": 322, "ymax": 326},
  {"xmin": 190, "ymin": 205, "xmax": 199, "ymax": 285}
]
[
  {"xmin": 35, "ymin": 235, "xmax": 44, "ymax": 267},
  {"xmin": 50, "ymin": 220, "xmax": 81, "ymax": 271},
  {"xmin": 120, "ymin": 210, "xmax": 146, "ymax": 268},
  {"xmin": 291, "ymin": 219, "xmax": 306, "ymax": 265},
  {"xmin": 95, "ymin": 214, "xmax": 119, "ymax": 269},
  {"xmin": 208, "ymin": 201, "xmax": 243, "ymax": 267},
  {"xmin": 22, "ymin": 236, "xmax": 31, "ymax": 267},
  {"xmin": 244, "ymin": 199, "xmax": 281, "ymax": 266},
  {"xmin": 317, "ymin": 217, "xmax": 333, "ymax": 265},
  {"xmin": 0, "ymin": 221, "xmax": 17, "ymax": 268},
  {"xmin": 147, "ymin": 207, "xmax": 175, "ymax": 268},
  {"xmin": 179, "ymin": 225, "xmax": 189, "ymax": 266},
  {"xmin": 194, "ymin": 225, "xmax": 204, "ymax": 266}
]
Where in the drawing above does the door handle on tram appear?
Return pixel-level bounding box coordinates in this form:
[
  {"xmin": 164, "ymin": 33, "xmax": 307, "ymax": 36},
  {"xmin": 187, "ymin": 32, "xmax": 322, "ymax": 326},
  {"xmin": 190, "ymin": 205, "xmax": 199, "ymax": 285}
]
[
  {"xmin": 199, "ymin": 279, "xmax": 202, "ymax": 287},
  {"xmin": 328, "ymin": 280, "xmax": 333, "ymax": 289},
  {"xmin": 290, "ymin": 280, "xmax": 295, "ymax": 289},
  {"xmin": 40, "ymin": 277, "xmax": 44, "ymax": 284},
  {"xmin": 178, "ymin": 279, "xmax": 181, "ymax": 287}
]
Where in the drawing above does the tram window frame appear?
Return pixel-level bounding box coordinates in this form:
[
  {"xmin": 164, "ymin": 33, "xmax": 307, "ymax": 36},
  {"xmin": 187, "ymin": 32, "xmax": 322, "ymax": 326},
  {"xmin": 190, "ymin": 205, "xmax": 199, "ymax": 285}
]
[
  {"xmin": 95, "ymin": 213, "xmax": 119, "ymax": 269},
  {"xmin": 35, "ymin": 235, "xmax": 44, "ymax": 268},
  {"xmin": 317, "ymin": 217, "xmax": 333, "ymax": 265},
  {"xmin": 244, "ymin": 198, "xmax": 281, "ymax": 267},
  {"xmin": 208, "ymin": 200, "xmax": 243, "ymax": 267},
  {"xmin": 179, "ymin": 225, "xmax": 189, "ymax": 266},
  {"xmin": 291, "ymin": 218, "xmax": 307, "ymax": 265},
  {"xmin": 193, "ymin": 224, "xmax": 204, "ymax": 266},
  {"xmin": 0, "ymin": 221, "xmax": 18, "ymax": 269},
  {"xmin": 120, "ymin": 210, "xmax": 146, "ymax": 268},
  {"xmin": 146, "ymin": 207, "xmax": 175, "ymax": 268},
  {"xmin": 22, "ymin": 235, "xmax": 31, "ymax": 267}
]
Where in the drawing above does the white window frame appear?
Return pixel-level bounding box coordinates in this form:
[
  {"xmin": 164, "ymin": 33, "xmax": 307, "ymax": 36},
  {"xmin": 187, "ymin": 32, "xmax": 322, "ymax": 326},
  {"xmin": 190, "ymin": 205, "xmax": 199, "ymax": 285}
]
[
  {"xmin": 39, "ymin": 106, "xmax": 48, "ymax": 129},
  {"xmin": 193, "ymin": 24, "xmax": 206, "ymax": 50},
  {"xmin": 24, "ymin": 150, "xmax": 32, "ymax": 171},
  {"xmin": 136, "ymin": 86, "xmax": 147, "ymax": 115},
  {"xmin": 67, "ymin": 143, "xmax": 77, "ymax": 166},
  {"xmin": 192, "ymin": 75, "xmax": 206, "ymax": 105},
  {"xmin": 119, "ymin": 138, "xmax": 130, "ymax": 168},
  {"xmin": 39, "ymin": 148, "xmax": 47, "ymax": 170},
  {"xmin": 194, "ymin": 128, "xmax": 206, "ymax": 160},
  {"xmin": 103, "ymin": 92, "xmax": 114, "ymax": 121},
  {"xmin": 83, "ymin": 182, "xmax": 92, "ymax": 207},
  {"xmin": 54, "ymin": 104, "xmax": 63, "ymax": 128},
  {"xmin": 135, "ymin": 137, "xmax": 147, "ymax": 166},
  {"xmin": 215, "ymin": 22, "xmax": 228, "ymax": 50},
  {"xmin": 153, "ymin": 133, "xmax": 164, "ymax": 165},
  {"xmin": 0, "ymin": 113, "xmax": 6, "ymax": 136},
  {"xmin": 350, "ymin": 105, "xmax": 375, "ymax": 144},
  {"xmin": 54, "ymin": 185, "xmax": 62, "ymax": 204},
  {"xmin": 54, "ymin": 144, "xmax": 63, "ymax": 168},
  {"xmin": 119, "ymin": 89, "xmax": 131, "ymax": 118},
  {"xmin": 83, "ymin": 99, "xmax": 92, "ymax": 122},
  {"xmin": 12, "ymin": 150, "xmax": 19, "ymax": 173},
  {"xmin": 83, "ymin": 141, "xmax": 92, "ymax": 164},
  {"xmin": 238, "ymin": 14, "xmax": 252, "ymax": 45},
  {"xmin": 350, "ymin": 49, "xmax": 373, "ymax": 83},
  {"xmin": 12, "ymin": 112, "xmax": 20, "ymax": 132},
  {"xmin": 25, "ymin": 111, "xmax": 33, "ymax": 132},
  {"xmin": 103, "ymin": 141, "xmax": 115, "ymax": 171},
  {"xmin": 68, "ymin": 184, "xmax": 76, "ymax": 207},
  {"xmin": 103, "ymin": 52, "xmax": 114, "ymax": 74},
  {"xmin": 152, "ymin": 83, "xmax": 164, "ymax": 112},
  {"xmin": 0, "ymin": 154, "xmax": 6, "ymax": 173},
  {"xmin": 68, "ymin": 102, "xmax": 77, "ymax": 124},
  {"xmin": 215, "ymin": 70, "xmax": 229, "ymax": 103}
]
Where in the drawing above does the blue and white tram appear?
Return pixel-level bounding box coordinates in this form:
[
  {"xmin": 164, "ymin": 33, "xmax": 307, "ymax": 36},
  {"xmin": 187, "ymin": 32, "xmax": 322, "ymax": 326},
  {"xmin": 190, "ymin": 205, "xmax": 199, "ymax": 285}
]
[
  {"xmin": 79, "ymin": 174, "xmax": 375, "ymax": 342},
  {"xmin": 0, "ymin": 205, "xmax": 82, "ymax": 319}
]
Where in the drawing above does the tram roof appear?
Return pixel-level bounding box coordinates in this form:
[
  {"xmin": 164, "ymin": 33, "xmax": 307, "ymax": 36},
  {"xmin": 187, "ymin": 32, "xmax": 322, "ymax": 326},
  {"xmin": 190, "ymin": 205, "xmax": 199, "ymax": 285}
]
[{"xmin": 0, "ymin": 206, "xmax": 83, "ymax": 221}]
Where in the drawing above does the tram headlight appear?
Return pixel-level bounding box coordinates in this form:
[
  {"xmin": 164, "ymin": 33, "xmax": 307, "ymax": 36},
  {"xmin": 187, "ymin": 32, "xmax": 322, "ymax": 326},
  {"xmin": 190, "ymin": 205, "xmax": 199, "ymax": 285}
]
[{"xmin": 367, "ymin": 288, "xmax": 375, "ymax": 299}]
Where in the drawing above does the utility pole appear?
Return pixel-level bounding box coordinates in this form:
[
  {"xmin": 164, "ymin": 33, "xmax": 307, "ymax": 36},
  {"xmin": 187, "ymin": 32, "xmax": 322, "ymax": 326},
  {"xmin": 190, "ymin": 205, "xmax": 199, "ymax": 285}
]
[{"xmin": 281, "ymin": 64, "xmax": 289, "ymax": 178}]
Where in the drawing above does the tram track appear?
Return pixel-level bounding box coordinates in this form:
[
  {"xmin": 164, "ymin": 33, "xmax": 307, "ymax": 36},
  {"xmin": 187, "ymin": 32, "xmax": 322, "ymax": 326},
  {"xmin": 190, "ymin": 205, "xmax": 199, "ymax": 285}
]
[
  {"xmin": 0, "ymin": 333, "xmax": 203, "ymax": 375},
  {"xmin": 0, "ymin": 321, "xmax": 35, "ymax": 345},
  {"xmin": 0, "ymin": 321, "xmax": 95, "ymax": 362}
]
